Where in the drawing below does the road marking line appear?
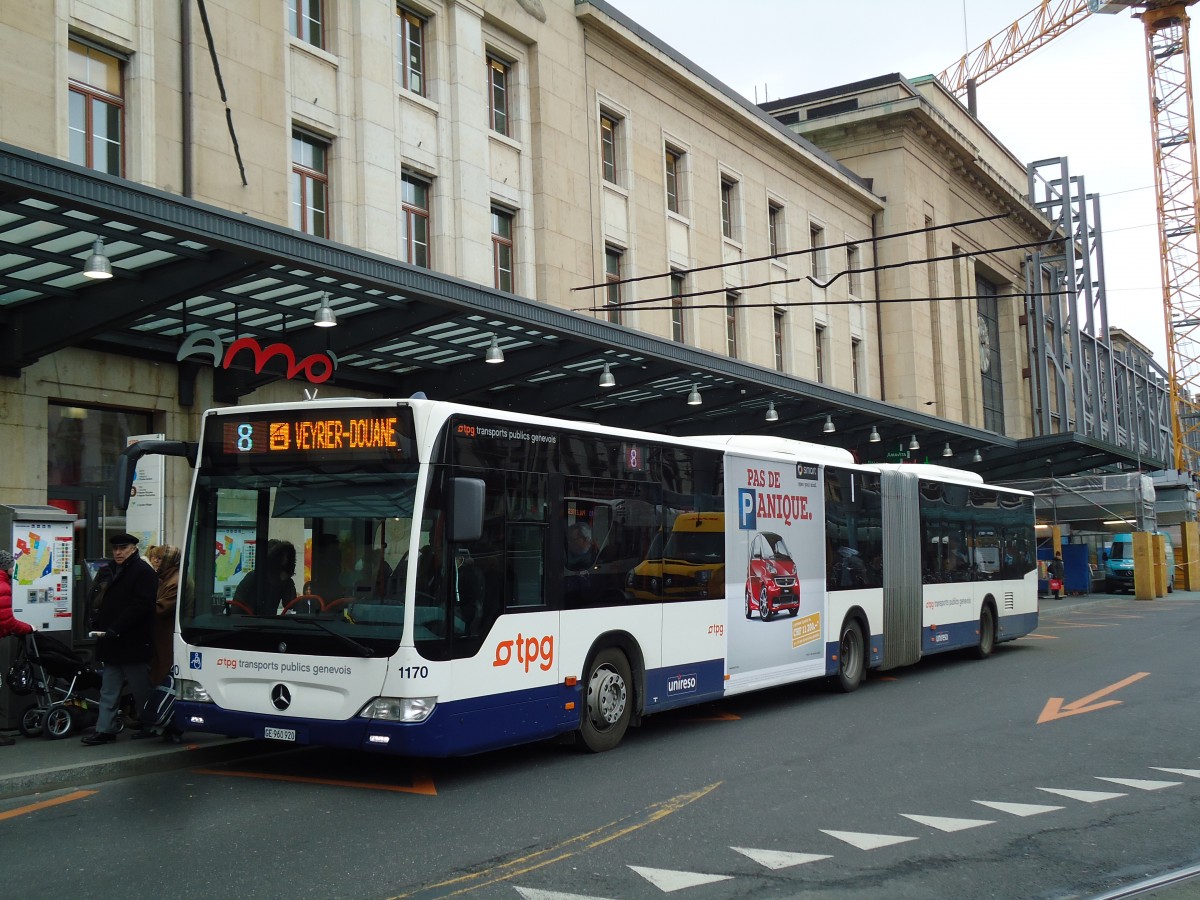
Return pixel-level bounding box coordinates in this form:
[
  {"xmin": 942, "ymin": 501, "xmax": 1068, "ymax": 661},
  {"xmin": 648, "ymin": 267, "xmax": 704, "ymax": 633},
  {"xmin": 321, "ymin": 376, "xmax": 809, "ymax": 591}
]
[
  {"xmin": 0, "ymin": 789, "xmax": 96, "ymax": 821},
  {"xmin": 1095, "ymin": 776, "xmax": 1182, "ymax": 790},
  {"xmin": 1037, "ymin": 787, "xmax": 1126, "ymax": 802},
  {"xmin": 972, "ymin": 800, "xmax": 1063, "ymax": 817},
  {"xmin": 677, "ymin": 710, "xmax": 741, "ymax": 722},
  {"xmin": 820, "ymin": 830, "xmax": 917, "ymax": 850},
  {"xmin": 900, "ymin": 813, "xmax": 994, "ymax": 832},
  {"xmin": 1151, "ymin": 767, "xmax": 1200, "ymax": 778},
  {"xmin": 628, "ymin": 865, "xmax": 732, "ymax": 892},
  {"xmin": 513, "ymin": 889, "xmax": 615, "ymax": 900},
  {"xmin": 730, "ymin": 846, "xmax": 831, "ymax": 869},
  {"xmin": 191, "ymin": 767, "xmax": 436, "ymax": 795},
  {"xmin": 387, "ymin": 782, "xmax": 721, "ymax": 898}
]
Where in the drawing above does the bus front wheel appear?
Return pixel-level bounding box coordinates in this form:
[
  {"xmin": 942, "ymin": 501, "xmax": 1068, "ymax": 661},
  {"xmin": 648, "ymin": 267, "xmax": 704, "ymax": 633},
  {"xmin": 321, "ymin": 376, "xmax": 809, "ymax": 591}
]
[
  {"xmin": 580, "ymin": 648, "xmax": 633, "ymax": 753},
  {"xmin": 835, "ymin": 619, "xmax": 865, "ymax": 693}
]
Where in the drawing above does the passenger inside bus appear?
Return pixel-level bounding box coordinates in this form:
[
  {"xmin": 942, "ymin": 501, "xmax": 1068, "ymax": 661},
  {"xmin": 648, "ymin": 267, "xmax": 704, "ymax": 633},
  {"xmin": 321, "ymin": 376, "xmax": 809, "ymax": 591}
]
[{"xmin": 233, "ymin": 539, "xmax": 297, "ymax": 616}]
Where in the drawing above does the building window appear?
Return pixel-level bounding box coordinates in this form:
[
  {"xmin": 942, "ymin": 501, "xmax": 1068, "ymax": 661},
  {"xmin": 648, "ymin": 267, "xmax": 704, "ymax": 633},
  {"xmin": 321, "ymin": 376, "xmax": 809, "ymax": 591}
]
[
  {"xmin": 397, "ymin": 7, "xmax": 425, "ymax": 96},
  {"xmin": 815, "ymin": 325, "xmax": 826, "ymax": 383},
  {"xmin": 773, "ymin": 308, "xmax": 786, "ymax": 372},
  {"xmin": 605, "ymin": 247, "xmax": 623, "ymax": 325},
  {"xmin": 768, "ymin": 203, "xmax": 784, "ymax": 257},
  {"xmin": 401, "ymin": 173, "xmax": 430, "ymax": 267},
  {"xmin": 291, "ymin": 131, "xmax": 329, "ymax": 237},
  {"xmin": 287, "ymin": 0, "xmax": 323, "ymax": 49},
  {"xmin": 810, "ymin": 223, "xmax": 826, "ymax": 280},
  {"xmin": 488, "ymin": 57, "xmax": 509, "ymax": 136},
  {"xmin": 847, "ymin": 243, "xmax": 862, "ymax": 296},
  {"xmin": 492, "ymin": 207, "xmax": 514, "ymax": 292},
  {"xmin": 720, "ymin": 177, "xmax": 737, "ymax": 239},
  {"xmin": 600, "ymin": 113, "xmax": 620, "ymax": 185},
  {"xmin": 68, "ymin": 40, "xmax": 124, "ymax": 176},
  {"xmin": 725, "ymin": 291, "xmax": 739, "ymax": 357},
  {"xmin": 670, "ymin": 272, "xmax": 686, "ymax": 343},
  {"xmin": 978, "ymin": 280, "xmax": 1005, "ymax": 433},
  {"xmin": 851, "ymin": 338, "xmax": 862, "ymax": 393},
  {"xmin": 665, "ymin": 147, "xmax": 682, "ymax": 214}
]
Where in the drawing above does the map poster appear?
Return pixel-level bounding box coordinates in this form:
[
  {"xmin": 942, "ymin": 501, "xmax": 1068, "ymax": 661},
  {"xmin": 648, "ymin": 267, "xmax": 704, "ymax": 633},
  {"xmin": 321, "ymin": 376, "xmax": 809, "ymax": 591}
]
[
  {"xmin": 10, "ymin": 519, "xmax": 74, "ymax": 632},
  {"xmin": 125, "ymin": 432, "xmax": 166, "ymax": 547}
]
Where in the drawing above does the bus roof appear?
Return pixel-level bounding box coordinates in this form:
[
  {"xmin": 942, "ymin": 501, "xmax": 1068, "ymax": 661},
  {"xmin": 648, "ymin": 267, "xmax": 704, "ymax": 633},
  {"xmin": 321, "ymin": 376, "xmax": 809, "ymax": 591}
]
[{"xmin": 694, "ymin": 434, "xmax": 856, "ymax": 465}]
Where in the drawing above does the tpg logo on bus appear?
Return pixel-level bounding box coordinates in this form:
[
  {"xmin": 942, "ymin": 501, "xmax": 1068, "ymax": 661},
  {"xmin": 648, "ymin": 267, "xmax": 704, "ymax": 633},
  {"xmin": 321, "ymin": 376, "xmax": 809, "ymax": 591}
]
[{"xmin": 493, "ymin": 633, "xmax": 554, "ymax": 672}]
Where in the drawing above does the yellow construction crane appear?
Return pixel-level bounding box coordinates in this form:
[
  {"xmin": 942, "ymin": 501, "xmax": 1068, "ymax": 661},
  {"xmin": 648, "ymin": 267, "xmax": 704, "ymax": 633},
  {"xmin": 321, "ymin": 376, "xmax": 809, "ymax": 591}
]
[{"xmin": 939, "ymin": 1, "xmax": 1200, "ymax": 472}]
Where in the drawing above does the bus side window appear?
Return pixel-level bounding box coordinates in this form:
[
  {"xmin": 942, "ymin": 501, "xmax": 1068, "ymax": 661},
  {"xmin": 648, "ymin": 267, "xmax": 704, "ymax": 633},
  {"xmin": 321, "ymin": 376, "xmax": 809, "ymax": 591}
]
[{"xmin": 508, "ymin": 523, "xmax": 545, "ymax": 607}]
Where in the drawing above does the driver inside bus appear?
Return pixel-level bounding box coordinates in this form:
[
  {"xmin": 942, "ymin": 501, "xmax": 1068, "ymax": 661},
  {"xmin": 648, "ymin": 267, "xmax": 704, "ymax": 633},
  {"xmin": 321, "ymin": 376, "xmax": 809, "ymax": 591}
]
[{"xmin": 565, "ymin": 522, "xmax": 598, "ymax": 571}]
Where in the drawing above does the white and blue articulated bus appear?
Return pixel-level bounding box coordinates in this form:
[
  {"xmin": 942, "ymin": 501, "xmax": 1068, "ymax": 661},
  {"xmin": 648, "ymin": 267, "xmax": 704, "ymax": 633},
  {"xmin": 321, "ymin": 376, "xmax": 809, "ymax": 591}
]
[{"xmin": 117, "ymin": 398, "xmax": 1037, "ymax": 756}]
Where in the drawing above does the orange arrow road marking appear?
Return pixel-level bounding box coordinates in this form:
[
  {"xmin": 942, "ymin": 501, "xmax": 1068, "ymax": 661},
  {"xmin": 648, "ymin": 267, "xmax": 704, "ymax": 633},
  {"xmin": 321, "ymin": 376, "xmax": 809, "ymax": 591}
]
[{"xmin": 1037, "ymin": 672, "xmax": 1150, "ymax": 724}]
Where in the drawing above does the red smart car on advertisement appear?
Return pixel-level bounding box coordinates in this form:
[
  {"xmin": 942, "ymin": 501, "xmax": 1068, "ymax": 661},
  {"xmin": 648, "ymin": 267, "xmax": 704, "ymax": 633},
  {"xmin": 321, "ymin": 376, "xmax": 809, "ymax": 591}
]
[{"xmin": 745, "ymin": 531, "xmax": 800, "ymax": 620}]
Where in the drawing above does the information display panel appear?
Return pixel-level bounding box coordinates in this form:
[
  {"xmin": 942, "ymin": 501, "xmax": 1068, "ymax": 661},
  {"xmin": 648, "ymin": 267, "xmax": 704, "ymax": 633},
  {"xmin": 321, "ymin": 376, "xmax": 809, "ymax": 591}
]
[{"xmin": 206, "ymin": 406, "xmax": 416, "ymax": 466}]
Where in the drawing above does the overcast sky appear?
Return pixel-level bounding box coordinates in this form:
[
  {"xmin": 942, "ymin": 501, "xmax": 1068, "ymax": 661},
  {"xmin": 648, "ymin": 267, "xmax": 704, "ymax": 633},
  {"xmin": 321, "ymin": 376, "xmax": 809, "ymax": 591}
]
[{"xmin": 606, "ymin": 0, "xmax": 1182, "ymax": 363}]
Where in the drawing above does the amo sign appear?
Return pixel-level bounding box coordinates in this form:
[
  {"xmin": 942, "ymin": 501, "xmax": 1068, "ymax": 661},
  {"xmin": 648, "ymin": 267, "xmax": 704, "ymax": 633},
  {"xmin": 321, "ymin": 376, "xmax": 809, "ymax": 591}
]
[{"xmin": 177, "ymin": 329, "xmax": 337, "ymax": 385}]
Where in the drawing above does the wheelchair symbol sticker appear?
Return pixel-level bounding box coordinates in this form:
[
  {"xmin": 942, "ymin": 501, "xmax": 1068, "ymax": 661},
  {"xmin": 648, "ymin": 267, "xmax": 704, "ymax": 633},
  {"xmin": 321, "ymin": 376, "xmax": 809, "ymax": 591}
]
[{"xmin": 190, "ymin": 651, "xmax": 203, "ymax": 670}]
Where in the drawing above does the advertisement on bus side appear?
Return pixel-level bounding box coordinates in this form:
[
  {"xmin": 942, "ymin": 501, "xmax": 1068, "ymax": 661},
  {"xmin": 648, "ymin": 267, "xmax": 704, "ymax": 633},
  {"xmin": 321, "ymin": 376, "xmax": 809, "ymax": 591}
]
[{"xmin": 725, "ymin": 455, "xmax": 826, "ymax": 683}]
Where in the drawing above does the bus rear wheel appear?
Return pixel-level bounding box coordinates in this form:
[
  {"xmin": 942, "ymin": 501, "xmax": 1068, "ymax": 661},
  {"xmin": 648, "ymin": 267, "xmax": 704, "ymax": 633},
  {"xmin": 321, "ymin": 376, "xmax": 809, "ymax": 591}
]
[
  {"xmin": 579, "ymin": 648, "xmax": 633, "ymax": 753},
  {"xmin": 835, "ymin": 619, "xmax": 865, "ymax": 693},
  {"xmin": 973, "ymin": 604, "xmax": 996, "ymax": 659}
]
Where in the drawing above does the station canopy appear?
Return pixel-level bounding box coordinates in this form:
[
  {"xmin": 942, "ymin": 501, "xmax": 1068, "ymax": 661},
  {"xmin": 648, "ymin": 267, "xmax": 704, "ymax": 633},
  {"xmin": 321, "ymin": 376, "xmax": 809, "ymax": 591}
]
[{"xmin": 0, "ymin": 143, "xmax": 1152, "ymax": 482}]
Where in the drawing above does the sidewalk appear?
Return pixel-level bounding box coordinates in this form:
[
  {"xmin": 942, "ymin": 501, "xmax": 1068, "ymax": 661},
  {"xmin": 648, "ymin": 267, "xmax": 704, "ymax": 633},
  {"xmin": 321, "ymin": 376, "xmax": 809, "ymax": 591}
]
[{"xmin": 0, "ymin": 726, "xmax": 260, "ymax": 800}]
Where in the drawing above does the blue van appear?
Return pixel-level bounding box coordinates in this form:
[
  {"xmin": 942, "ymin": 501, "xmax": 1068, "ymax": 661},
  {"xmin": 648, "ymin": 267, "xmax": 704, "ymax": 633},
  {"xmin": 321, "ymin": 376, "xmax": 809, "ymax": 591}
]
[{"xmin": 1104, "ymin": 532, "xmax": 1175, "ymax": 593}]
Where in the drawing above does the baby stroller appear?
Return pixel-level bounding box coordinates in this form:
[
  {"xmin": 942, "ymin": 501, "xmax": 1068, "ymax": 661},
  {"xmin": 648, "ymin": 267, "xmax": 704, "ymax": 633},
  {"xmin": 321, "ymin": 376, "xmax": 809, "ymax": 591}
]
[{"xmin": 5, "ymin": 631, "xmax": 111, "ymax": 740}]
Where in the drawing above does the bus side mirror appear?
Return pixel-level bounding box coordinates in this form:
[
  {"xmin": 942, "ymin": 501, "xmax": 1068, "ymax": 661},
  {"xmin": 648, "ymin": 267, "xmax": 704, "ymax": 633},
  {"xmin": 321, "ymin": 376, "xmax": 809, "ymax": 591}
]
[
  {"xmin": 450, "ymin": 477, "xmax": 485, "ymax": 543},
  {"xmin": 113, "ymin": 440, "xmax": 198, "ymax": 511}
]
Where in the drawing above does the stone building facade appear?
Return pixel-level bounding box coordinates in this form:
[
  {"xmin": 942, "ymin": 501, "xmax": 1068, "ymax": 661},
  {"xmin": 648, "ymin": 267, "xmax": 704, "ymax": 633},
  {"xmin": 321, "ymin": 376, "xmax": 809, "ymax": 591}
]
[{"xmin": 3, "ymin": 0, "xmax": 1123, "ymax": 636}]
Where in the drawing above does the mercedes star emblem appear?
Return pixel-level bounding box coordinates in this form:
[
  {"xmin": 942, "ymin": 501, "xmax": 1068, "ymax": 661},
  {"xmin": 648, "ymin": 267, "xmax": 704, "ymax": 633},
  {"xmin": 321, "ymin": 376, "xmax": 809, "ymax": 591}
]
[{"xmin": 271, "ymin": 683, "xmax": 292, "ymax": 711}]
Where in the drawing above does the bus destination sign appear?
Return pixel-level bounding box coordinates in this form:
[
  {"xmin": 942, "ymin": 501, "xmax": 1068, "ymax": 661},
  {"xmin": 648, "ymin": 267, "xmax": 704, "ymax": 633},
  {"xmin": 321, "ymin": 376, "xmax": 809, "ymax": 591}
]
[{"xmin": 217, "ymin": 409, "xmax": 412, "ymax": 460}]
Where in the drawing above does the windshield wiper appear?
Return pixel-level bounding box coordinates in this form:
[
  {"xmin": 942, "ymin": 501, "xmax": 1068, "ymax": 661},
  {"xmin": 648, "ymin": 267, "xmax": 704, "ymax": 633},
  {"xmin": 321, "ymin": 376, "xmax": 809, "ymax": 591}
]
[{"xmin": 285, "ymin": 616, "xmax": 375, "ymax": 657}]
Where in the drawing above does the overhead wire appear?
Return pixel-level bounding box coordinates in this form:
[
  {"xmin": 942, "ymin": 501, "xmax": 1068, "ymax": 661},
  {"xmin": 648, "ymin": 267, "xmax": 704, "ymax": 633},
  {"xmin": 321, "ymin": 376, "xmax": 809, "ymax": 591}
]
[
  {"xmin": 574, "ymin": 232, "xmax": 1066, "ymax": 314},
  {"xmin": 570, "ymin": 212, "xmax": 1012, "ymax": 293}
]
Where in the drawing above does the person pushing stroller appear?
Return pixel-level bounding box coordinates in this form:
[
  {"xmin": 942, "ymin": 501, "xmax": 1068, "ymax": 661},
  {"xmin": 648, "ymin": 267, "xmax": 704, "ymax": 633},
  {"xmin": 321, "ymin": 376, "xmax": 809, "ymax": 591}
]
[
  {"xmin": 82, "ymin": 533, "xmax": 157, "ymax": 746},
  {"xmin": 0, "ymin": 548, "xmax": 35, "ymax": 746}
]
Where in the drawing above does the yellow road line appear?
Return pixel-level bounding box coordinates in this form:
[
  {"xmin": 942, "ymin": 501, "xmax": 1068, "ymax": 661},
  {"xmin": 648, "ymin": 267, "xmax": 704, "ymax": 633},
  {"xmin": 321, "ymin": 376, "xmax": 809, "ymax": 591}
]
[
  {"xmin": 0, "ymin": 789, "xmax": 96, "ymax": 822},
  {"xmin": 386, "ymin": 781, "xmax": 722, "ymax": 898},
  {"xmin": 192, "ymin": 766, "xmax": 437, "ymax": 795}
]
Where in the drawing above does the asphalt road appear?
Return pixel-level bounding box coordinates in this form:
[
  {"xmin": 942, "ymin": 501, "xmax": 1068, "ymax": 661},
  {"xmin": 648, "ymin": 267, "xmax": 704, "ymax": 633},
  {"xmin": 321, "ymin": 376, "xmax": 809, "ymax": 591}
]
[{"xmin": 3, "ymin": 594, "xmax": 1199, "ymax": 900}]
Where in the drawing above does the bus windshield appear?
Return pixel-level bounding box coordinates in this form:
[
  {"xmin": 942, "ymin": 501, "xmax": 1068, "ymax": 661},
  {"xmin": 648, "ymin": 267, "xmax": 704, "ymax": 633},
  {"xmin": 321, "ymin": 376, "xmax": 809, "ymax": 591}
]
[{"xmin": 180, "ymin": 466, "xmax": 419, "ymax": 656}]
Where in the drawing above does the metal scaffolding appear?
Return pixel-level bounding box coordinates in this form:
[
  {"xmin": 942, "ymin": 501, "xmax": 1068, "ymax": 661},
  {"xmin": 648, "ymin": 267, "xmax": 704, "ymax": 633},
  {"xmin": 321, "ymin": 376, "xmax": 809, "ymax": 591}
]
[{"xmin": 1024, "ymin": 156, "xmax": 1174, "ymax": 468}]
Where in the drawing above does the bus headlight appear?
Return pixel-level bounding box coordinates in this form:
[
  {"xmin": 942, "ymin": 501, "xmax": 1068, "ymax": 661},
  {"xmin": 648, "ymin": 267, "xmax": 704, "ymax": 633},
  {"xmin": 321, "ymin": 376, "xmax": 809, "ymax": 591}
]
[
  {"xmin": 179, "ymin": 679, "xmax": 212, "ymax": 703},
  {"xmin": 360, "ymin": 696, "xmax": 436, "ymax": 723}
]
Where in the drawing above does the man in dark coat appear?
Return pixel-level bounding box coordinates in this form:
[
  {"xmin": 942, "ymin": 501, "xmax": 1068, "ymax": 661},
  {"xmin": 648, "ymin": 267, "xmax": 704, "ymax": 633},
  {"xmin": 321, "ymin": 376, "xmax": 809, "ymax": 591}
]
[{"xmin": 82, "ymin": 533, "xmax": 157, "ymax": 745}]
